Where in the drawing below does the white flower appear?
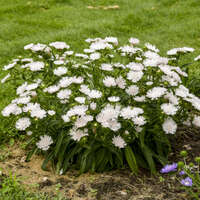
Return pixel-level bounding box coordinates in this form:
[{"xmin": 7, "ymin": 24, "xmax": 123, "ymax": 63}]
[
  {"xmin": 75, "ymin": 53, "xmax": 89, "ymax": 59},
  {"xmin": 145, "ymin": 43, "xmax": 159, "ymax": 52},
  {"xmin": 74, "ymin": 115, "xmax": 93, "ymax": 128},
  {"xmin": 96, "ymin": 104, "xmax": 121, "ymax": 131},
  {"xmin": 192, "ymin": 115, "xmax": 200, "ymax": 127},
  {"xmin": 101, "ymin": 63, "xmax": 113, "ymax": 71},
  {"xmin": 164, "ymin": 92, "xmax": 179, "ymax": 105},
  {"xmin": 129, "ymin": 37, "xmax": 140, "ymax": 45},
  {"xmin": 126, "ymin": 85, "xmax": 139, "ymax": 96},
  {"xmin": 112, "ymin": 136, "xmax": 126, "ymax": 148},
  {"xmin": 64, "ymin": 51, "xmax": 74, "ymax": 56},
  {"xmin": 146, "ymin": 81, "xmax": 153, "ymax": 86},
  {"xmin": 162, "ymin": 118, "xmax": 177, "ymax": 134},
  {"xmin": 12, "ymin": 96, "xmax": 31, "ymax": 104},
  {"xmin": 15, "ymin": 117, "xmax": 31, "ymax": 131},
  {"xmin": 57, "ymin": 89, "xmax": 71, "ymax": 99},
  {"xmin": 49, "ymin": 41, "xmax": 70, "ymax": 49},
  {"xmin": 167, "ymin": 47, "xmax": 194, "ymax": 56},
  {"xmin": 90, "ymin": 41, "xmax": 113, "ymax": 50},
  {"xmin": 36, "ymin": 135, "xmax": 53, "ymax": 151},
  {"xmin": 3, "ymin": 62, "xmax": 17, "ymax": 70},
  {"xmin": 132, "ymin": 116, "xmax": 146, "ymax": 126},
  {"xmin": 88, "ymin": 90, "xmax": 102, "ymax": 99},
  {"xmin": 2, "ymin": 103, "xmax": 22, "ymax": 117},
  {"xmin": 48, "ymin": 110, "xmax": 56, "ymax": 116},
  {"xmin": 116, "ymin": 76, "xmax": 126, "ymax": 89},
  {"xmin": 1, "ymin": 73, "xmax": 11, "ymax": 83},
  {"xmin": 27, "ymin": 62, "xmax": 44, "ymax": 71},
  {"xmin": 90, "ymin": 52, "xmax": 101, "ymax": 60},
  {"xmin": 120, "ymin": 107, "xmax": 144, "ymax": 119},
  {"xmin": 54, "ymin": 60, "xmax": 65, "ymax": 65},
  {"xmin": 27, "ymin": 131, "xmax": 32, "ymax": 136},
  {"xmin": 108, "ymin": 96, "xmax": 120, "ymax": 102},
  {"xmin": 90, "ymin": 102, "xmax": 97, "ymax": 110},
  {"xmin": 161, "ymin": 103, "xmax": 178, "ymax": 115},
  {"xmin": 134, "ymin": 96, "xmax": 146, "ymax": 102},
  {"xmin": 44, "ymin": 85, "xmax": 60, "ymax": 93},
  {"xmin": 146, "ymin": 87, "xmax": 167, "ymax": 100},
  {"xmin": 53, "ymin": 67, "xmax": 67, "ymax": 76},
  {"xmin": 84, "ymin": 49, "xmax": 95, "ymax": 53},
  {"xmin": 194, "ymin": 55, "xmax": 200, "ymax": 61},
  {"xmin": 69, "ymin": 128, "xmax": 88, "ymax": 141},
  {"xmin": 105, "ymin": 37, "xmax": 118, "ymax": 45},
  {"xmin": 135, "ymin": 126, "xmax": 143, "ymax": 133},
  {"xmin": 175, "ymin": 85, "xmax": 189, "ymax": 98},
  {"xmin": 127, "ymin": 71, "xmax": 143, "ymax": 83},
  {"xmin": 75, "ymin": 97, "xmax": 86, "ymax": 104},
  {"xmin": 126, "ymin": 62, "xmax": 144, "ymax": 71},
  {"xmin": 103, "ymin": 76, "xmax": 116, "ymax": 87}
]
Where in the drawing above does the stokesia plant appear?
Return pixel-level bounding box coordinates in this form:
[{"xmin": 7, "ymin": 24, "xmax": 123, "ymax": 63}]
[
  {"xmin": 1, "ymin": 37, "xmax": 200, "ymax": 174},
  {"xmin": 160, "ymin": 151, "xmax": 200, "ymax": 199}
]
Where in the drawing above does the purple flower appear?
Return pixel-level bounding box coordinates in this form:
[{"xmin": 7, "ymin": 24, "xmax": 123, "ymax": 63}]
[
  {"xmin": 179, "ymin": 170, "xmax": 185, "ymax": 175},
  {"xmin": 181, "ymin": 177, "xmax": 193, "ymax": 187},
  {"xmin": 160, "ymin": 163, "xmax": 177, "ymax": 173}
]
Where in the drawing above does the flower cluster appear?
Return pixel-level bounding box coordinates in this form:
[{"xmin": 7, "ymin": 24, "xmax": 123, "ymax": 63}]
[{"xmin": 1, "ymin": 37, "xmax": 200, "ymax": 173}]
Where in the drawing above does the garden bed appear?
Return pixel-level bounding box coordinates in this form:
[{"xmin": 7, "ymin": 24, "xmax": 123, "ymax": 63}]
[{"xmin": 0, "ymin": 126, "xmax": 199, "ymax": 200}]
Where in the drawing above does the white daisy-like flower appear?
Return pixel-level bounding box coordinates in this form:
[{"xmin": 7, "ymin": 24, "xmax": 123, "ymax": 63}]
[
  {"xmin": 175, "ymin": 85, "xmax": 189, "ymax": 98},
  {"xmin": 90, "ymin": 102, "xmax": 97, "ymax": 110},
  {"xmin": 134, "ymin": 96, "xmax": 146, "ymax": 102},
  {"xmin": 112, "ymin": 136, "xmax": 126, "ymax": 148},
  {"xmin": 74, "ymin": 115, "xmax": 93, "ymax": 128},
  {"xmin": 162, "ymin": 118, "xmax": 177, "ymax": 134},
  {"xmin": 105, "ymin": 37, "xmax": 118, "ymax": 45},
  {"xmin": 103, "ymin": 76, "xmax": 116, "ymax": 87},
  {"xmin": 90, "ymin": 52, "xmax": 101, "ymax": 60},
  {"xmin": 192, "ymin": 115, "xmax": 200, "ymax": 127},
  {"xmin": 69, "ymin": 128, "xmax": 88, "ymax": 141},
  {"xmin": 133, "ymin": 116, "xmax": 146, "ymax": 126},
  {"xmin": 129, "ymin": 37, "xmax": 140, "ymax": 45},
  {"xmin": 164, "ymin": 92, "xmax": 179, "ymax": 105},
  {"xmin": 126, "ymin": 85, "xmax": 139, "ymax": 96},
  {"xmin": 75, "ymin": 97, "xmax": 86, "ymax": 104},
  {"xmin": 161, "ymin": 103, "xmax": 178, "ymax": 116},
  {"xmin": 27, "ymin": 131, "xmax": 33, "ymax": 136},
  {"xmin": 146, "ymin": 87, "xmax": 167, "ymax": 100},
  {"xmin": 108, "ymin": 96, "xmax": 120, "ymax": 102},
  {"xmin": 1, "ymin": 73, "xmax": 11, "ymax": 83},
  {"xmin": 53, "ymin": 67, "xmax": 67, "ymax": 76},
  {"xmin": 146, "ymin": 81, "xmax": 153, "ymax": 86},
  {"xmin": 88, "ymin": 89, "xmax": 102, "ymax": 99},
  {"xmin": 15, "ymin": 117, "xmax": 31, "ymax": 131},
  {"xmin": 2, "ymin": 103, "xmax": 22, "ymax": 117},
  {"xmin": 115, "ymin": 76, "xmax": 126, "ymax": 89},
  {"xmin": 36, "ymin": 135, "xmax": 53, "ymax": 151},
  {"xmin": 64, "ymin": 50, "xmax": 74, "ymax": 56},
  {"xmin": 12, "ymin": 96, "xmax": 31, "ymax": 105},
  {"xmin": 90, "ymin": 41, "xmax": 113, "ymax": 51},
  {"xmin": 101, "ymin": 63, "xmax": 113, "ymax": 71},
  {"xmin": 3, "ymin": 62, "xmax": 17, "ymax": 70},
  {"xmin": 27, "ymin": 62, "xmax": 44, "ymax": 71},
  {"xmin": 54, "ymin": 60, "xmax": 65, "ymax": 65},
  {"xmin": 127, "ymin": 71, "xmax": 144, "ymax": 83},
  {"xmin": 84, "ymin": 49, "xmax": 95, "ymax": 53},
  {"xmin": 49, "ymin": 41, "xmax": 70, "ymax": 50},
  {"xmin": 135, "ymin": 126, "xmax": 143, "ymax": 133},
  {"xmin": 44, "ymin": 85, "xmax": 60, "ymax": 94},
  {"xmin": 57, "ymin": 89, "xmax": 71, "ymax": 99},
  {"xmin": 126, "ymin": 62, "xmax": 144, "ymax": 71},
  {"xmin": 75, "ymin": 53, "xmax": 89, "ymax": 59},
  {"xmin": 21, "ymin": 58, "xmax": 33, "ymax": 63},
  {"xmin": 120, "ymin": 107, "xmax": 144, "ymax": 119},
  {"xmin": 48, "ymin": 110, "xmax": 56, "ymax": 116},
  {"xmin": 145, "ymin": 43, "xmax": 159, "ymax": 52}
]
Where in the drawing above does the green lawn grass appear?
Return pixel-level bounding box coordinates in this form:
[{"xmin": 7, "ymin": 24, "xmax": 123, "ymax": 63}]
[{"xmin": 1, "ymin": 0, "xmax": 200, "ymax": 66}]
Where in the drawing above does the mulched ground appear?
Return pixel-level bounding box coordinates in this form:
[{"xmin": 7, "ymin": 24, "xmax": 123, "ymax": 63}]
[{"xmin": 0, "ymin": 126, "xmax": 199, "ymax": 200}]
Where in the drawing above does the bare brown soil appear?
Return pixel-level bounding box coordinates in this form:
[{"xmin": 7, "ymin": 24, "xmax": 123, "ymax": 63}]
[{"xmin": 0, "ymin": 126, "xmax": 199, "ymax": 200}]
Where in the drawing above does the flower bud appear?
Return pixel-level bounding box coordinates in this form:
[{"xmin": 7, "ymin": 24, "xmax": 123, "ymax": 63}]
[
  {"xmin": 180, "ymin": 150, "xmax": 188, "ymax": 157},
  {"xmin": 189, "ymin": 162, "xmax": 194, "ymax": 168},
  {"xmin": 195, "ymin": 157, "xmax": 200, "ymax": 164},
  {"xmin": 177, "ymin": 161, "xmax": 184, "ymax": 169}
]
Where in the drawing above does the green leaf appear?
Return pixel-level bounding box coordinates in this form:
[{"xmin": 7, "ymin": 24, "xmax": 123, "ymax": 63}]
[
  {"xmin": 41, "ymin": 151, "xmax": 54, "ymax": 171},
  {"xmin": 25, "ymin": 147, "xmax": 38, "ymax": 162},
  {"xmin": 54, "ymin": 131, "xmax": 65, "ymax": 157},
  {"xmin": 124, "ymin": 146, "xmax": 138, "ymax": 174}
]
